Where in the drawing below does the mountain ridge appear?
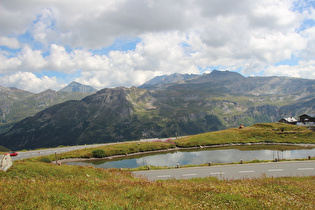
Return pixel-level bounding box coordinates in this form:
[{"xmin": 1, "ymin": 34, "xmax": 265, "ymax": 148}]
[
  {"xmin": 0, "ymin": 81, "xmax": 97, "ymax": 134},
  {"xmin": 143, "ymin": 70, "xmax": 315, "ymax": 96},
  {"xmin": 138, "ymin": 73, "xmax": 199, "ymax": 90},
  {"xmin": 1, "ymin": 71, "xmax": 314, "ymax": 150}
]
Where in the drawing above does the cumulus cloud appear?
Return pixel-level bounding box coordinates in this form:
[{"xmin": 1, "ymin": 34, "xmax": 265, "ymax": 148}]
[
  {"xmin": 53, "ymin": 0, "xmax": 193, "ymax": 49},
  {"xmin": 0, "ymin": 36, "xmax": 20, "ymax": 49},
  {"xmin": 0, "ymin": 45, "xmax": 46, "ymax": 73},
  {"xmin": 0, "ymin": 0, "xmax": 315, "ymax": 92},
  {"xmin": 29, "ymin": 8, "xmax": 59, "ymax": 48},
  {"xmin": 0, "ymin": 1, "xmax": 40, "ymax": 36},
  {"xmin": 0, "ymin": 72, "xmax": 61, "ymax": 93},
  {"xmin": 265, "ymin": 64, "xmax": 315, "ymax": 79}
]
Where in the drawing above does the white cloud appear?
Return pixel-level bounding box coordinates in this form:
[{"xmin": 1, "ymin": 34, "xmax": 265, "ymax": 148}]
[
  {"xmin": 249, "ymin": 32, "xmax": 304, "ymax": 63},
  {"xmin": 249, "ymin": 0, "xmax": 299, "ymax": 31},
  {"xmin": 46, "ymin": 44, "xmax": 75, "ymax": 72},
  {"xmin": 300, "ymin": 25, "xmax": 315, "ymax": 62},
  {"xmin": 1, "ymin": 0, "xmax": 315, "ymax": 93},
  {"xmin": 29, "ymin": 8, "xmax": 58, "ymax": 48},
  {"xmin": 133, "ymin": 32, "xmax": 199, "ymax": 73},
  {"xmin": 0, "ymin": 45, "xmax": 46, "ymax": 73},
  {"xmin": 0, "ymin": 51, "xmax": 21, "ymax": 73},
  {"xmin": 0, "ymin": 1, "xmax": 39, "ymax": 36},
  {"xmin": 264, "ymin": 64, "xmax": 315, "ymax": 79},
  {"xmin": 19, "ymin": 45, "xmax": 46, "ymax": 70},
  {"xmin": 0, "ymin": 72, "xmax": 61, "ymax": 93},
  {"xmin": 0, "ymin": 36, "xmax": 20, "ymax": 49},
  {"xmin": 53, "ymin": 0, "xmax": 193, "ymax": 49}
]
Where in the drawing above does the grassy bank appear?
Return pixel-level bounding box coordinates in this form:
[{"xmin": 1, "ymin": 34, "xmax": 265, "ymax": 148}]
[
  {"xmin": 28, "ymin": 140, "xmax": 176, "ymax": 163},
  {"xmin": 29, "ymin": 123, "xmax": 315, "ymax": 163},
  {"xmin": 174, "ymin": 123, "xmax": 315, "ymax": 147},
  {"xmin": 1, "ymin": 161, "xmax": 314, "ymax": 209}
]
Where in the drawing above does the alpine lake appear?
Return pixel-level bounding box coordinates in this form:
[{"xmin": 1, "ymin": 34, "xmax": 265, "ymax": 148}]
[{"xmin": 67, "ymin": 145, "xmax": 315, "ymax": 169}]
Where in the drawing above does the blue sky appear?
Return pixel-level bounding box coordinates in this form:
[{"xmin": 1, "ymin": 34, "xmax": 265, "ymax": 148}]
[{"xmin": 1, "ymin": 0, "xmax": 315, "ymax": 93}]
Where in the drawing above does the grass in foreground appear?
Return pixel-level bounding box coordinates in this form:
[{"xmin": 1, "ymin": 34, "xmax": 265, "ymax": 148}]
[{"xmin": 0, "ymin": 161, "xmax": 314, "ymax": 209}]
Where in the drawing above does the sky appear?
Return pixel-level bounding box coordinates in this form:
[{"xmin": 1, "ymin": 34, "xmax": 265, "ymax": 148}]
[{"xmin": 1, "ymin": 0, "xmax": 315, "ymax": 93}]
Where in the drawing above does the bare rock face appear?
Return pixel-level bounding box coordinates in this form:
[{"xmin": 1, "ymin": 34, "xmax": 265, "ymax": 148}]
[{"xmin": 0, "ymin": 154, "xmax": 12, "ymax": 172}]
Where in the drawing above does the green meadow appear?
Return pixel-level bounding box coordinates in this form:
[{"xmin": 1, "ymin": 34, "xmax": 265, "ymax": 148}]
[
  {"xmin": 1, "ymin": 161, "xmax": 314, "ymax": 209},
  {"xmin": 175, "ymin": 123, "xmax": 315, "ymax": 147}
]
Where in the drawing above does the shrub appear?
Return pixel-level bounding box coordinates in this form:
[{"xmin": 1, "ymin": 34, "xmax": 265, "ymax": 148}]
[
  {"xmin": 39, "ymin": 156, "xmax": 51, "ymax": 163},
  {"xmin": 92, "ymin": 149, "xmax": 106, "ymax": 158}
]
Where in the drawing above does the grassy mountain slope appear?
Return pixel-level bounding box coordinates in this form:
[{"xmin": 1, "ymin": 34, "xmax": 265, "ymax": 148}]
[
  {"xmin": 175, "ymin": 123, "xmax": 315, "ymax": 147},
  {"xmin": 0, "ymin": 87, "xmax": 225, "ymax": 150},
  {"xmin": 1, "ymin": 71, "xmax": 315, "ymax": 150},
  {"xmin": 0, "ymin": 85, "xmax": 94, "ymax": 134}
]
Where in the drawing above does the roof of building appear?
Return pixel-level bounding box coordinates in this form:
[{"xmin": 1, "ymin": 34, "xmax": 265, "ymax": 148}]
[
  {"xmin": 299, "ymin": 114, "xmax": 315, "ymax": 118},
  {"xmin": 281, "ymin": 117, "xmax": 298, "ymax": 123}
]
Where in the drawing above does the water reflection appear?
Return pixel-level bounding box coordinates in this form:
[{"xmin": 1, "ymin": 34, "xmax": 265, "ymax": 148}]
[{"xmin": 67, "ymin": 148, "xmax": 315, "ymax": 169}]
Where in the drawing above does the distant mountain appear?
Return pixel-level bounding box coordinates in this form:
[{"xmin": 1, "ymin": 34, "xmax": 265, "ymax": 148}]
[
  {"xmin": 1, "ymin": 71, "xmax": 314, "ymax": 150},
  {"xmin": 0, "ymin": 86, "xmax": 33, "ymax": 115},
  {"xmin": 143, "ymin": 70, "xmax": 315, "ymax": 96},
  {"xmin": 138, "ymin": 73, "xmax": 199, "ymax": 90},
  {"xmin": 0, "ymin": 85, "xmax": 34, "ymax": 133},
  {"xmin": 58, "ymin": 81, "xmax": 97, "ymax": 93},
  {"xmin": 190, "ymin": 70, "xmax": 246, "ymax": 83},
  {"xmin": 0, "ymin": 85, "xmax": 94, "ymax": 134}
]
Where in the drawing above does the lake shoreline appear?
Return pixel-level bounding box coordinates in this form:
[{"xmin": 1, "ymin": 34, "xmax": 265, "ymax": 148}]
[{"xmin": 56, "ymin": 142, "xmax": 315, "ymax": 164}]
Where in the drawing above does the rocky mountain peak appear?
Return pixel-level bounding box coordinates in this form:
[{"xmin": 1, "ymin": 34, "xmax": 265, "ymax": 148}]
[
  {"xmin": 138, "ymin": 73, "xmax": 199, "ymax": 89},
  {"xmin": 195, "ymin": 70, "xmax": 245, "ymax": 83},
  {"xmin": 58, "ymin": 81, "xmax": 97, "ymax": 93}
]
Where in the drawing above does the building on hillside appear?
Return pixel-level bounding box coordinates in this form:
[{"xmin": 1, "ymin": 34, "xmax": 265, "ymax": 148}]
[
  {"xmin": 299, "ymin": 114, "xmax": 315, "ymax": 125},
  {"xmin": 279, "ymin": 117, "xmax": 298, "ymax": 125}
]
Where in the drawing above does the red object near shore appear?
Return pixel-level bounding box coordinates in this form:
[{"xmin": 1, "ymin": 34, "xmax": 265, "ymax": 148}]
[{"xmin": 5, "ymin": 152, "xmax": 18, "ymax": 156}]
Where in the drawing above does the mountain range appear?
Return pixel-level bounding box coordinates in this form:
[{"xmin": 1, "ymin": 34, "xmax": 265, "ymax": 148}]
[
  {"xmin": 0, "ymin": 82, "xmax": 96, "ymax": 134},
  {"xmin": 1, "ymin": 70, "xmax": 314, "ymax": 150},
  {"xmin": 138, "ymin": 73, "xmax": 199, "ymax": 90}
]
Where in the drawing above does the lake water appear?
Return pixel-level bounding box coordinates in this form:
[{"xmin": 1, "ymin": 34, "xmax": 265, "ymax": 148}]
[{"xmin": 67, "ymin": 147, "xmax": 315, "ymax": 169}]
